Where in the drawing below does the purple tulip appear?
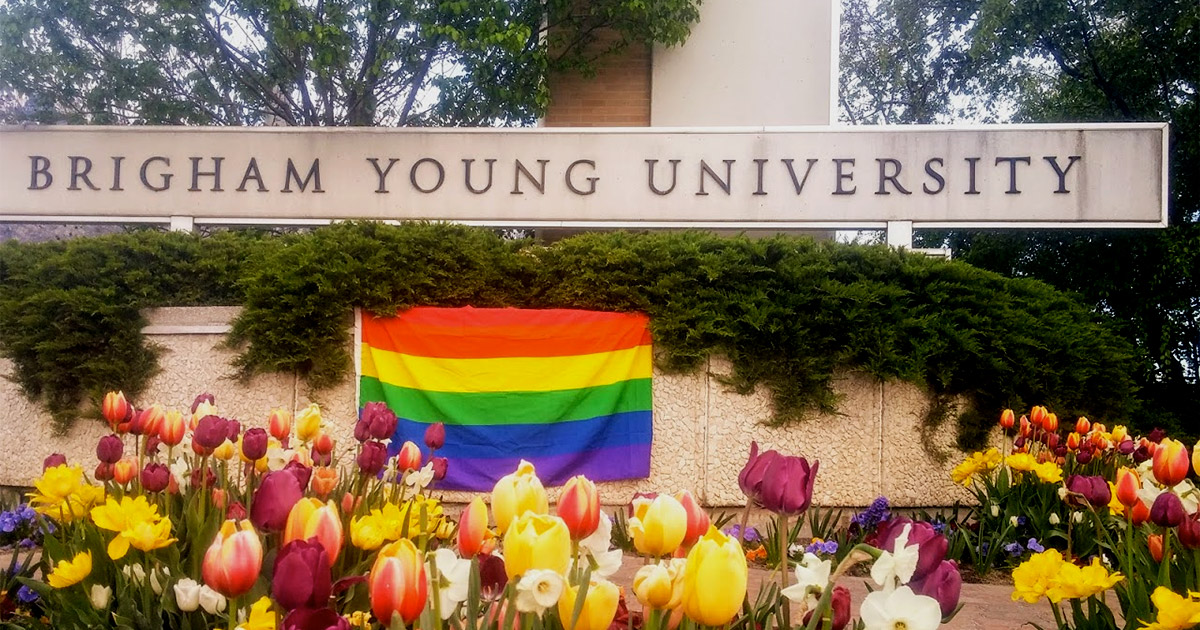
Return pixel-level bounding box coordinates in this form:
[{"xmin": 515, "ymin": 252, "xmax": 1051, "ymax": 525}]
[
  {"xmin": 878, "ymin": 518, "xmax": 948, "ymax": 581},
  {"xmin": 311, "ymin": 445, "xmax": 332, "ymax": 467},
  {"xmin": 42, "ymin": 453, "xmax": 67, "ymax": 470},
  {"xmin": 96, "ymin": 434, "xmax": 124, "ymax": 464},
  {"xmin": 273, "ymin": 539, "xmax": 332, "ymax": 611},
  {"xmin": 738, "ymin": 442, "xmax": 782, "ymax": 504},
  {"xmin": 912, "ymin": 560, "xmax": 961, "ymax": 619},
  {"xmin": 1133, "ymin": 445, "xmax": 1153, "ymax": 464},
  {"xmin": 190, "ymin": 393, "xmax": 215, "ymax": 414},
  {"xmin": 353, "ymin": 419, "xmax": 372, "ymax": 443},
  {"xmin": 359, "ymin": 402, "xmax": 398, "ymax": 441},
  {"xmin": 1117, "ymin": 439, "xmax": 1136, "ymax": 455},
  {"xmin": 251, "ymin": 471, "xmax": 304, "ymax": 532},
  {"xmin": 1179, "ymin": 515, "xmax": 1200, "ymax": 549},
  {"xmin": 140, "ymin": 463, "xmax": 171, "ymax": 493},
  {"xmin": 284, "ymin": 461, "xmax": 313, "ymax": 490},
  {"xmin": 431, "ymin": 456, "xmax": 448, "ymax": 481},
  {"xmin": 478, "ymin": 553, "xmax": 508, "ymax": 599},
  {"xmin": 1076, "ymin": 449, "xmax": 1093, "ymax": 465},
  {"xmin": 357, "ymin": 441, "xmax": 387, "ymax": 476},
  {"xmin": 193, "ymin": 415, "xmax": 228, "ymax": 449},
  {"xmin": 803, "ymin": 585, "xmax": 851, "ymax": 630},
  {"xmin": 227, "ymin": 501, "xmax": 247, "ymax": 521},
  {"xmin": 190, "ymin": 465, "xmax": 217, "ymax": 489},
  {"xmin": 424, "ymin": 423, "xmax": 446, "ymax": 450},
  {"xmin": 144, "ymin": 435, "xmax": 162, "ymax": 456},
  {"xmin": 1066, "ymin": 475, "xmax": 1111, "ymax": 508},
  {"xmin": 226, "ymin": 420, "xmax": 241, "ymax": 442},
  {"xmin": 281, "ymin": 607, "xmax": 351, "ymax": 630},
  {"xmin": 242, "ymin": 428, "xmax": 269, "ymax": 461},
  {"xmin": 1151, "ymin": 492, "xmax": 1186, "ymax": 528},
  {"xmin": 758, "ymin": 454, "xmax": 819, "ymax": 516},
  {"xmin": 1147, "ymin": 428, "xmax": 1167, "ymax": 444}
]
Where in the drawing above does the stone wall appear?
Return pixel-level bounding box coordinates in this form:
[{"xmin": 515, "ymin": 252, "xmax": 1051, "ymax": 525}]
[{"xmin": 0, "ymin": 308, "xmax": 984, "ymax": 507}]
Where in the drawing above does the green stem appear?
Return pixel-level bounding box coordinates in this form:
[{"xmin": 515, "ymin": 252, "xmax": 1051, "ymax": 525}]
[
  {"xmin": 1050, "ymin": 601, "xmax": 1066, "ymax": 630},
  {"xmin": 228, "ymin": 595, "xmax": 239, "ymax": 630},
  {"xmin": 1160, "ymin": 527, "xmax": 1173, "ymax": 589}
]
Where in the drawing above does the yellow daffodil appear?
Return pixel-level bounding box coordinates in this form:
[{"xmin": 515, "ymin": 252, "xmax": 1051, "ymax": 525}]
[
  {"xmin": 1011, "ymin": 549, "xmax": 1066, "ymax": 604},
  {"xmin": 1006, "ymin": 453, "xmax": 1038, "ymax": 472},
  {"xmin": 1107, "ymin": 482, "xmax": 1125, "ymax": 517},
  {"xmin": 91, "ymin": 496, "xmax": 160, "ymax": 531},
  {"xmin": 29, "ymin": 465, "xmax": 104, "ymax": 522},
  {"xmin": 1141, "ymin": 587, "xmax": 1200, "ymax": 630},
  {"xmin": 351, "ymin": 514, "xmax": 386, "ymax": 551},
  {"xmin": 46, "ymin": 551, "xmax": 92, "ymax": 588},
  {"xmin": 345, "ymin": 611, "xmax": 373, "ymax": 630},
  {"xmin": 1033, "ymin": 461, "xmax": 1064, "ymax": 484},
  {"xmin": 1049, "ymin": 557, "xmax": 1123, "ymax": 601},
  {"xmin": 239, "ymin": 596, "xmax": 276, "ymax": 630},
  {"xmin": 90, "ymin": 496, "xmax": 176, "ymax": 559},
  {"xmin": 951, "ymin": 448, "xmax": 1002, "ymax": 486}
]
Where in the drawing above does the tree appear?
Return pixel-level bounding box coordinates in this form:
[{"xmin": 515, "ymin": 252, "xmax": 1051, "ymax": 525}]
[
  {"xmin": 840, "ymin": 0, "xmax": 1199, "ymax": 433},
  {"xmin": 0, "ymin": 0, "xmax": 700, "ymax": 126}
]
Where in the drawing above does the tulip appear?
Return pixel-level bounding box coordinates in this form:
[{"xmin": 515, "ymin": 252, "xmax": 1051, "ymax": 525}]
[
  {"xmin": 1030, "ymin": 406, "xmax": 1047, "ymax": 429},
  {"xmin": 312, "ymin": 467, "xmax": 338, "ymax": 499},
  {"xmin": 95, "ymin": 462, "xmax": 114, "ymax": 481},
  {"xmin": 558, "ymin": 579, "xmax": 619, "ymax": 630},
  {"xmin": 43, "ymin": 453, "xmax": 67, "ymax": 470},
  {"xmin": 268, "ymin": 408, "xmax": 292, "ymax": 442},
  {"xmin": 191, "ymin": 393, "xmax": 215, "ymax": 414},
  {"xmin": 424, "ymin": 422, "xmax": 446, "ymax": 450},
  {"xmin": 313, "ymin": 432, "xmax": 335, "ymax": 457},
  {"xmin": 112, "ymin": 458, "xmax": 137, "ymax": 485},
  {"xmin": 633, "ymin": 564, "xmax": 679, "ymax": 609},
  {"xmin": 1132, "ymin": 499, "xmax": 1151, "ymax": 526},
  {"xmin": 1118, "ymin": 439, "xmax": 1136, "ymax": 455},
  {"xmin": 174, "ymin": 578, "xmax": 202, "ymax": 612},
  {"xmin": 159, "ymin": 410, "xmax": 186, "ymax": 447},
  {"xmin": 458, "ymin": 497, "xmax": 490, "ymax": 558},
  {"xmin": 680, "ymin": 527, "xmax": 748, "ymax": 626},
  {"xmin": 133, "ymin": 404, "xmax": 166, "ymax": 437},
  {"xmin": 676, "ymin": 490, "xmax": 711, "ymax": 549},
  {"xmin": 251, "ymin": 470, "xmax": 304, "ymax": 532},
  {"xmin": 491, "ymin": 460, "xmax": 549, "ymax": 534},
  {"xmin": 759, "ymin": 454, "xmax": 819, "ymax": 516},
  {"xmin": 354, "ymin": 418, "xmax": 373, "ymax": 443},
  {"xmin": 503, "ymin": 512, "xmax": 571, "ymax": 578},
  {"xmin": 1115, "ymin": 468, "xmax": 1141, "ymax": 508},
  {"xmin": 1045, "ymin": 432, "xmax": 1060, "ymax": 449},
  {"xmin": 283, "ymin": 498, "xmax": 344, "ymax": 564},
  {"xmin": 801, "ymin": 585, "xmax": 851, "ymax": 630},
  {"xmin": 212, "ymin": 440, "xmax": 235, "ymax": 461},
  {"xmin": 1019, "ymin": 416, "xmax": 1032, "ymax": 438},
  {"xmin": 878, "ymin": 518, "xmax": 948, "ymax": 582},
  {"xmin": 102, "ymin": 391, "xmax": 132, "ymax": 430},
  {"xmin": 558, "ymin": 476, "xmax": 601, "ymax": 540},
  {"xmin": 431, "ymin": 456, "xmax": 448, "ymax": 481},
  {"xmin": 1042, "ymin": 412, "xmax": 1059, "ymax": 433},
  {"xmin": 202, "ymin": 519, "xmax": 263, "ymax": 598},
  {"xmin": 194, "ymin": 415, "xmax": 229, "ymax": 450},
  {"xmin": 141, "ymin": 463, "xmax": 171, "ymax": 493},
  {"xmin": 1149, "ymin": 534, "xmax": 1165, "ymax": 562},
  {"xmin": 311, "ymin": 443, "xmax": 333, "ymax": 467},
  {"xmin": 1111, "ymin": 425, "xmax": 1129, "ymax": 443},
  {"xmin": 1150, "ymin": 492, "xmax": 1185, "ymax": 528},
  {"xmin": 241, "ymin": 428, "xmax": 269, "ymax": 462},
  {"xmin": 999, "ymin": 409, "xmax": 1015, "ymax": 430},
  {"xmin": 212, "ymin": 488, "xmax": 227, "ymax": 511},
  {"xmin": 1178, "ymin": 514, "xmax": 1200, "ymax": 550},
  {"xmin": 396, "ymin": 441, "xmax": 423, "ymax": 472},
  {"xmin": 357, "ymin": 441, "xmax": 388, "ymax": 476},
  {"xmin": 1154, "ymin": 438, "xmax": 1191, "ymax": 487},
  {"xmin": 1075, "ymin": 416, "xmax": 1091, "ymax": 435},
  {"xmin": 96, "ymin": 434, "xmax": 124, "ymax": 464},
  {"xmin": 630, "ymin": 494, "xmax": 688, "ymax": 557},
  {"xmin": 1066, "ymin": 475, "xmax": 1111, "ymax": 508},
  {"xmin": 273, "ymin": 539, "xmax": 332, "ymax": 611},
  {"xmin": 295, "ymin": 403, "xmax": 322, "ymax": 443},
  {"xmin": 282, "ymin": 608, "xmax": 351, "ymax": 630},
  {"xmin": 359, "ymin": 402, "xmax": 398, "ymax": 441},
  {"xmin": 1194, "ymin": 440, "xmax": 1200, "ymax": 478},
  {"xmin": 369, "ymin": 539, "xmax": 428, "ymax": 626},
  {"xmin": 738, "ymin": 441, "xmax": 781, "ymax": 504},
  {"xmin": 912, "ymin": 560, "xmax": 961, "ymax": 619},
  {"xmin": 1134, "ymin": 444, "xmax": 1153, "ymax": 464},
  {"xmin": 1076, "ymin": 449, "xmax": 1093, "ymax": 465},
  {"xmin": 227, "ymin": 502, "xmax": 247, "ymax": 521},
  {"xmin": 1147, "ymin": 428, "xmax": 1167, "ymax": 443}
]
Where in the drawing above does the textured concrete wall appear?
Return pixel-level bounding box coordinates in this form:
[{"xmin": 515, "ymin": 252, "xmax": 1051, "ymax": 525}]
[{"xmin": 0, "ymin": 308, "xmax": 981, "ymax": 507}]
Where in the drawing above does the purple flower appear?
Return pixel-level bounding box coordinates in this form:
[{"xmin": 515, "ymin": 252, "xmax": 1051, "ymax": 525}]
[
  {"xmin": 0, "ymin": 512, "xmax": 17, "ymax": 533},
  {"xmin": 851, "ymin": 497, "xmax": 892, "ymax": 530},
  {"xmin": 1026, "ymin": 538, "xmax": 1045, "ymax": 553},
  {"xmin": 16, "ymin": 585, "xmax": 38, "ymax": 603},
  {"xmin": 805, "ymin": 540, "xmax": 839, "ymax": 555},
  {"xmin": 1004, "ymin": 541, "xmax": 1025, "ymax": 556}
]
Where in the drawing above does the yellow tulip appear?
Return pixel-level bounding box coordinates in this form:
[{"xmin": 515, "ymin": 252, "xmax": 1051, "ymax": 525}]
[
  {"xmin": 47, "ymin": 551, "xmax": 92, "ymax": 588},
  {"xmin": 295, "ymin": 403, "xmax": 322, "ymax": 443},
  {"xmin": 212, "ymin": 439, "xmax": 236, "ymax": 461},
  {"xmin": 351, "ymin": 514, "xmax": 386, "ymax": 551},
  {"xmin": 558, "ymin": 579, "xmax": 619, "ymax": 630},
  {"xmin": 630, "ymin": 494, "xmax": 687, "ymax": 557},
  {"xmin": 680, "ymin": 527, "xmax": 747, "ymax": 626},
  {"xmin": 633, "ymin": 563, "xmax": 685, "ymax": 609},
  {"xmin": 491, "ymin": 460, "xmax": 548, "ymax": 534},
  {"xmin": 503, "ymin": 512, "xmax": 571, "ymax": 579}
]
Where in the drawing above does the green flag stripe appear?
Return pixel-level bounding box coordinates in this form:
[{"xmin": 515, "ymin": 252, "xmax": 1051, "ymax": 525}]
[{"xmin": 359, "ymin": 376, "xmax": 652, "ymax": 425}]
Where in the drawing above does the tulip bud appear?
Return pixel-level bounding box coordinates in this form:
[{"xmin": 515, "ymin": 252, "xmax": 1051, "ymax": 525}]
[
  {"xmin": 369, "ymin": 539, "xmax": 428, "ymax": 625},
  {"xmin": 633, "ymin": 564, "xmax": 678, "ymax": 609},
  {"xmin": 1195, "ymin": 441, "xmax": 1200, "ymax": 478},
  {"xmin": 1076, "ymin": 449, "xmax": 1093, "ymax": 465},
  {"xmin": 629, "ymin": 494, "xmax": 688, "ymax": 557},
  {"xmin": 1075, "ymin": 416, "xmax": 1090, "ymax": 435},
  {"xmin": 803, "ymin": 585, "xmax": 851, "ymax": 630},
  {"xmin": 250, "ymin": 471, "xmax": 304, "ymax": 532},
  {"xmin": 424, "ymin": 422, "xmax": 446, "ymax": 450},
  {"xmin": 431, "ymin": 456, "xmax": 448, "ymax": 481},
  {"xmin": 227, "ymin": 502, "xmax": 247, "ymax": 521},
  {"xmin": 458, "ymin": 497, "xmax": 490, "ymax": 558},
  {"xmin": 295, "ymin": 403, "xmax": 322, "ymax": 443},
  {"xmin": 1045, "ymin": 432, "xmax": 1060, "ymax": 449},
  {"xmin": 492, "ymin": 460, "xmax": 549, "ymax": 534},
  {"xmin": 133, "ymin": 404, "xmax": 166, "ymax": 437},
  {"xmin": 1066, "ymin": 475, "xmax": 1111, "ymax": 508},
  {"xmin": 1134, "ymin": 444, "xmax": 1153, "ymax": 464},
  {"xmin": 558, "ymin": 476, "xmax": 602, "ymax": 540},
  {"xmin": 1151, "ymin": 492, "xmax": 1185, "ymax": 528},
  {"xmin": 212, "ymin": 488, "xmax": 227, "ymax": 510},
  {"xmin": 194, "ymin": 415, "xmax": 228, "ymax": 450},
  {"xmin": 1043, "ymin": 413, "xmax": 1059, "ymax": 433},
  {"xmin": 313, "ymin": 432, "xmax": 335, "ymax": 456},
  {"xmin": 158, "ymin": 410, "xmax": 186, "ymax": 447},
  {"xmin": 1132, "ymin": 499, "xmax": 1151, "ymax": 526},
  {"xmin": 1149, "ymin": 534, "xmax": 1165, "ymax": 562},
  {"xmin": 676, "ymin": 490, "xmax": 710, "ymax": 549},
  {"xmin": 96, "ymin": 434, "xmax": 124, "ymax": 464},
  {"xmin": 102, "ymin": 391, "xmax": 133, "ymax": 430},
  {"xmin": 1013, "ymin": 436, "xmax": 1026, "ymax": 450},
  {"xmin": 681, "ymin": 527, "xmax": 748, "ymax": 626},
  {"xmin": 558, "ymin": 579, "xmax": 620, "ymax": 630},
  {"xmin": 1154, "ymin": 438, "xmax": 1190, "ymax": 487},
  {"xmin": 211, "ymin": 439, "xmax": 235, "ymax": 461},
  {"xmin": 1147, "ymin": 428, "xmax": 1167, "ymax": 443},
  {"xmin": 396, "ymin": 441, "xmax": 422, "ymax": 472},
  {"xmin": 1115, "ymin": 468, "xmax": 1141, "ymax": 508},
  {"xmin": 1118, "ymin": 439, "xmax": 1136, "ymax": 455},
  {"xmin": 357, "ymin": 441, "xmax": 388, "ymax": 476},
  {"xmin": 999, "ymin": 409, "xmax": 1015, "ymax": 430},
  {"xmin": 1180, "ymin": 516, "xmax": 1200, "ymax": 550},
  {"xmin": 274, "ymin": 539, "xmax": 333, "ymax": 611},
  {"xmin": 284, "ymin": 498, "xmax": 344, "ymax": 564},
  {"xmin": 95, "ymin": 462, "xmax": 114, "ymax": 481},
  {"xmin": 241, "ymin": 428, "xmax": 269, "ymax": 462},
  {"xmin": 342, "ymin": 492, "xmax": 360, "ymax": 515},
  {"xmin": 112, "ymin": 458, "xmax": 137, "ymax": 485},
  {"xmin": 202, "ymin": 520, "xmax": 263, "ymax": 598},
  {"xmin": 312, "ymin": 467, "xmax": 338, "ymax": 499},
  {"xmin": 1030, "ymin": 406, "xmax": 1047, "ymax": 429},
  {"xmin": 141, "ymin": 462, "xmax": 171, "ymax": 492},
  {"xmin": 43, "ymin": 453, "xmax": 67, "ymax": 470},
  {"xmin": 759, "ymin": 455, "xmax": 819, "ymax": 516},
  {"xmin": 503, "ymin": 512, "xmax": 571, "ymax": 578},
  {"xmin": 268, "ymin": 408, "xmax": 292, "ymax": 442},
  {"xmin": 191, "ymin": 393, "xmax": 215, "ymax": 414}
]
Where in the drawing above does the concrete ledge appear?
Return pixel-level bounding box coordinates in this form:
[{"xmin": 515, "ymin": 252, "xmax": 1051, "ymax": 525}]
[{"xmin": 141, "ymin": 307, "xmax": 240, "ymax": 335}]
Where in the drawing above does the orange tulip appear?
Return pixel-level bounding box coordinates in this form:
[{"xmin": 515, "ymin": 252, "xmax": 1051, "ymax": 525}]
[
  {"xmin": 1043, "ymin": 413, "xmax": 1059, "ymax": 433},
  {"xmin": 1153, "ymin": 438, "xmax": 1190, "ymax": 487},
  {"xmin": 1091, "ymin": 423, "xmax": 1108, "ymax": 435},
  {"xmin": 313, "ymin": 432, "xmax": 335, "ymax": 457},
  {"xmin": 999, "ymin": 409, "xmax": 1015, "ymax": 430},
  {"xmin": 112, "ymin": 458, "xmax": 137, "ymax": 485},
  {"xmin": 1075, "ymin": 416, "xmax": 1091, "ymax": 435},
  {"xmin": 284, "ymin": 498, "xmax": 344, "ymax": 564},
  {"xmin": 268, "ymin": 408, "xmax": 292, "ymax": 442},
  {"xmin": 458, "ymin": 496, "xmax": 489, "ymax": 558},
  {"xmin": 1115, "ymin": 468, "xmax": 1141, "ymax": 508},
  {"xmin": 1132, "ymin": 500, "xmax": 1151, "ymax": 526},
  {"xmin": 1030, "ymin": 406, "xmax": 1047, "ymax": 429},
  {"xmin": 397, "ymin": 441, "xmax": 422, "ymax": 472},
  {"xmin": 134, "ymin": 403, "xmax": 166, "ymax": 437},
  {"xmin": 1019, "ymin": 416, "xmax": 1032, "ymax": 438},
  {"xmin": 202, "ymin": 520, "xmax": 263, "ymax": 598},
  {"xmin": 102, "ymin": 391, "xmax": 132, "ymax": 430},
  {"xmin": 1149, "ymin": 534, "xmax": 1165, "ymax": 562},
  {"xmin": 370, "ymin": 539, "xmax": 427, "ymax": 626},
  {"xmin": 676, "ymin": 490, "xmax": 710, "ymax": 549},
  {"xmin": 159, "ymin": 410, "xmax": 186, "ymax": 446},
  {"xmin": 558, "ymin": 476, "xmax": 601, "ymax": 540},
  {"xmin": 312, "ymin": 467, "xmax": 338, "ymax": 499},
  {"xmin": 1066, "ymin": 432, "xmax": 1082, "ymax": 451}
]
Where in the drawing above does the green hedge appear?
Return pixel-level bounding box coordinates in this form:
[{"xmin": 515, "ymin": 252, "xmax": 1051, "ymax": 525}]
[{"xmin": 0, "ymin": 222, "xmax": 1140, "ymax": 446}]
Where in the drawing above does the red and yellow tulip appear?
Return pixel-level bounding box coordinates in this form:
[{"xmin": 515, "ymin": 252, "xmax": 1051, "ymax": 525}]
[
  {"xmin": 202, "ymin": 519, "xmax": 263, "ymax": 598},
  {"xmin": 369, "ymin": 539, "xmax": 427, "ymax": 626}
]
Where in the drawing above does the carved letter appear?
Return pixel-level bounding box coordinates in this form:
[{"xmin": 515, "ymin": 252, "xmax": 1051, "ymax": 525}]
[
  {"xmin": 237, "ymin": 159, "xmax": 267, "ymax": 192},
  {"xmin": 753, "ymin": 159, "xmax": 768, "ymax": 196},
  {"xmin": 923, "ymin": 158, "xmax": 945, "ymax": 194},
  {"xmin": 964, "ymin": 157, "xmax": 981, "ymax": 195},
  {"xmin": 1044, "ymin": 155, "xmax": 1082, "ymax": 194},
  {"xmin": 68, "ymin": 156, "xmax": 100, "ymax": 191},
  {"xmin": 995, "ymin": 156, "xmax": 1031, "ymax": 194},
  {"xmin": 409, "ymin": 158, "xmax": 445, "ymax": 193},
  {"xmin": 646, "ymin": 159, "xmax": 681, "ymax": 195},
  {"xmin": 782, "ymin": 159, "xmax": 818, "ymax": 195},
  {"xmin": 463, "ymin": 159, "xmax": 496, "ymax": 194},
  {"xmin": 110, "ymin": 156, "xmax": 125, "ymax": 191},
  {"xmin": 833, "ymin": 159, "xmax": 856, "ymax": 195},
  {"xmin": 283, "ymin": 159, "xmax": 324, "ymax": 193},
  {"xmin": 367, "ymin": 158, "xmax": 400, "ymax": 193},
  {"xmin": 565, "ymin": 160, "xmax": 598, "ymax": 195},
  {"xmin": 28, "ymin": 156, "xmax": 52, "ymax": 190},
  {"xmin": 140, "ymin": 156, "xmax": 173, "ymax": 192},
  {"xmin": 696, "ymin": 160, "xmax": 734, "ymax": 196},
  {"xmin": 875, "ymin": 159, "xmax": 912, "ymax": 195},
  {"xmin": 189, "ymin": 157, "xmax": 224, "ymax": 192},
  {"xmin": 512, "ymin": 159, "xmax": 549, "ymax": 195}
]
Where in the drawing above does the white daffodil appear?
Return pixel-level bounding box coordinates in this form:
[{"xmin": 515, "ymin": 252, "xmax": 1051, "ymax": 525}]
[
  {"xmin": 89, "ymin": 584, "xmax": 112, "ymax": 609},
  {"xmin": 266, "ymin": 446, "xmax": 296, "ymax": 472},
  {"xmin": 169, "ymin": 456, "xmax": 191, "ymax": 492},
  {"xmin": 859, "ymin": 586, "xmax": 942, "ymax": 630},
  {"xmin": 1048, "ymin": 513, "xmax": 1061, "ymax": 525},
  {"xmin": 428, "ymin": 548, "xmax": 472, "ymax": 619},
  {"xmin": 1057, "ymin": 486, "xmax": 1069, "ymax": 501},
  {"xmin": 580, "ymin": 513, "xmax": 614, "ymax": 557},
  {"xmin": 406, "ymin": 462, "xmax": 435, "ymax": 490},
  {"xmin": 122, "ymin": 563, "xmax": 147, "ymax": 586},
  {"xmin": 1172, "ymin": 479, "xmax": 1200, "ymax": 513},
  {"xmin": 514, "ymin": 569, "xmax": 565, "ymax": 614},
  {"xmin": 150, "ymin": 567, "xmax": 170, "ymax": 595},
  {"xmin": 989, "ymin": 504, "xmax": 999, "ymax": 518},
  {"xmin": 1072, "ymin": 511, "xmax": 1084, "ymax": 524},
  {"xmin": 197, "ymin": 584, "xmax": 227, "ymax": 614},
  {"xmin": 173, "ymin": 578, "xmax": 201, "ymax": 612},
  {"xmin": 589, "ymin": 548, "xmax": 624, "ymax": 578},
  {"xmin": 870, "ymin": 524, "xmax": 918, "ymax": 590},
  {"xmin": 780, "ymin": 552, "xmax": 832, "ymax": 612}
]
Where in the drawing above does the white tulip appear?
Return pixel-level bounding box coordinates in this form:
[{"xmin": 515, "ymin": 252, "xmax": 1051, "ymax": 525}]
[
  {"xmin": 89, "ymin": 584, "xmax": 112, "ymax": 609},
  {"xmin": 198, "ymin": 585, "xmax": 227, "ymax": 614},
  {"xmin": 1048, "ymin": 513, "xmax": 1061, "ymax": 525},
  {"xmin": 173, "ymin": 578, "xmax": 201, "ymax": 612}
]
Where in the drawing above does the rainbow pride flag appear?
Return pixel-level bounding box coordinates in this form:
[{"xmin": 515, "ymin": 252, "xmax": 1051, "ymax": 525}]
[{"xmin": 359, "ymin": 307, "xmax": 653, "ymax": 490}]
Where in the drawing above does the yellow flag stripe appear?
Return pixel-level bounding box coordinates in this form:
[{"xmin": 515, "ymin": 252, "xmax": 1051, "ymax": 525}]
[{"xmin": 361, "ymin": 343, "xmax": 652, "ymax": 393}]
